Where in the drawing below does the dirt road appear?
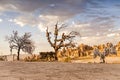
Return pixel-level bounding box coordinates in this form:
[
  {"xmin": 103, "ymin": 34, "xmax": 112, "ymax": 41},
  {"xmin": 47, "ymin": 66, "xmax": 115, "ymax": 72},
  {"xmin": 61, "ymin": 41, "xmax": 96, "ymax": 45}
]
[{"xmin": 0, "ymin": 62, "xmax": 120, "ymax": 80}]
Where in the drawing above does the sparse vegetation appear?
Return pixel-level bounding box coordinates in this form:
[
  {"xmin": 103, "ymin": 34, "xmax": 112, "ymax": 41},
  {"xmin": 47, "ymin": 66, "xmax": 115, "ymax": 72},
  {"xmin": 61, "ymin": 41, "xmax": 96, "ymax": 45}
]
[
  {"xmin": 24, "ymin": 54, "xmax": 40, "ymax": 62},
  {"xmin": 3, "ymin": 25, "xmax": 120, "ymax": 63},
  {"xmin": 39, "ymin": 52, "xmax": 55, "ymax": 61},
  {"xmin": 6, "ymin": 31, "xmax": 35, "ymax": 60},
  {"xmin": 0, "ymin": 57, "xmax": 5, "ymax": 61},
  {"xmin": 46, "ymin": 23, "xmax": 80, "ymax": 60},
  {"xmin": 23, "ymin": 42, "xmax": 120, "ymax": 63},
  {"xmin": 64, "ymin": 57, "xmax": 72, "ymax": 62},
  {"xmin": 0, "ymin": 56, "xmax": 7, "ymax": 61}
]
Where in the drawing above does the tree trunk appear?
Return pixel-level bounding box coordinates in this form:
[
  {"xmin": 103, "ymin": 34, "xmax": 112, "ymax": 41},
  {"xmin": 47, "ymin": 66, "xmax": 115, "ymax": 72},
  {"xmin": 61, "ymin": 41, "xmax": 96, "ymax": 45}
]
[
  {"xmin": 55, "ymin": 50, "xmax": 58, "ymax": 60},
  {"xmin": 17, "ymin": 47, "xmax": 21, "ymax": 60}
]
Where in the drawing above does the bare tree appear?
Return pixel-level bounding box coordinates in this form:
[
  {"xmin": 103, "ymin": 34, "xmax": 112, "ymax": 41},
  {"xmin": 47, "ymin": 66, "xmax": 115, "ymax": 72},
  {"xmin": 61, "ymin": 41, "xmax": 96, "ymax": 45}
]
[
  {"xmin": 46, "ymin": 23, "xmax": 80, "ymax": 60},
  {"xmin": 6, "ymin": 31, "xmax": 35, "ymax": 60}
]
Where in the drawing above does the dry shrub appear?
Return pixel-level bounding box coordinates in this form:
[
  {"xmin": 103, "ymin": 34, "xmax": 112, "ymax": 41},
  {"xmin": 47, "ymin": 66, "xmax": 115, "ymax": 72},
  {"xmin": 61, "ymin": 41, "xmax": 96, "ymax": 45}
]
[
  {"xmin": 58, "ymin": 57, "xmax": 72, "ymax": 62},
  {"xmin": 0, "ymin": 57, "xmax": 4, "ymax": 61},
  {"xmin": 24, "ymin": 54, "xmax": 41, "ymax": 62},
  {"xmin": 64, "ymin": 57, "xmax": 71, "ymax": 62}
]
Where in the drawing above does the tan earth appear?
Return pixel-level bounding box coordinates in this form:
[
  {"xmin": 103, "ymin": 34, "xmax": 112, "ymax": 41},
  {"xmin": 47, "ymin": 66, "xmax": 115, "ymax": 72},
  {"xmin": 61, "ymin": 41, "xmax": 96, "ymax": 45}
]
[
  {"xmin": 0, "ymin": 61, "xmax": 120, "ymax": 80},
  {"xmin": 72, "ymin": 57, "xmax": 120, "ymax": 63}
]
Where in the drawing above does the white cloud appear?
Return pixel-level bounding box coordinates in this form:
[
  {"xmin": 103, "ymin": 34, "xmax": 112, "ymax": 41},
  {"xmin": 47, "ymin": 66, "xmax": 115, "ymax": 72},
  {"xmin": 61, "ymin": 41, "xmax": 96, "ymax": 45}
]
[
  {"xmin": 8, "ymin": 19, "xmax": 13, "ymax": 22},
  {"xmin": 14, "ymin": 19, "xmax": 25, "ymax": 27},
  {"xmin": 0, "ymin": 19, "xmax": 3, "ymax": 22},
  {"xmin": 39, "ymin": 15, "xmax": 59, "ymax": 21},
  {"xmin": 38, "ymin": 23, "xmax": 46, "ymax": 32},
  {"xmin": 0, "ymin": 6, "xmax": 4, "ymax": 11},
  {"xmin": 107, "ymin": 33, "xmax": 115, "ymax": 37},
  {"xmin": 7, "ymin": 4, "xmax": 17, "ymax": 10},
  {"xmin": 74, "ymin": 23, "xmax": 90, "ymax": 28},
  {"xmin": 81, "ymin": 37, "xmax": 88, "ymax": 40},
  {"xmin": 107, "ymin": 33, "xmax": 120, "ymax": 37},
  {"xmin": 12, "ymin": 14, "xmax": 61, "ymax": 31},
  {"xmin": 38, "ymin": 15, "xmax": 61, "ymax": 31},
  {"xmin": 0, "ymin": 3, "xmax": 18, "ymax": 12},
  {"xmin": 12, "ymin": 15, "xmax": 38, "ymax": 27},
  {"xmin": 78, "ymin": 36, "xmax": 120, "ymax": 46},
  {"xmin": 96, "ymin": 32, "xmax": 100, "ymax": 36}
]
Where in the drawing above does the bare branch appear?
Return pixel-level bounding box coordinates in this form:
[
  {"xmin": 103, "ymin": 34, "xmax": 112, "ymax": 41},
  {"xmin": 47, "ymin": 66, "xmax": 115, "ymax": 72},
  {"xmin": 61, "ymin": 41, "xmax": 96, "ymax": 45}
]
[
  {"xmin": 46, "ymin": 27, "xmax": 54, "ymax": 47},
  {"xmin": 58, "ymin": 24, "xmax": 67, "ymax": 31},
  {"xmin": 6, "ymin": 31, "xmax": 35, "ymax": 60},
  {"xmin": 46, "ymin": 23, "xmax": 78, "ymax": 60}
]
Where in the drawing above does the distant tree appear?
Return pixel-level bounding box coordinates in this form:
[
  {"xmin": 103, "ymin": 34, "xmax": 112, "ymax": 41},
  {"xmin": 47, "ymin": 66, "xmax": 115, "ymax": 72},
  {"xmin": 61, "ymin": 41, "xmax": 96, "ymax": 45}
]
[
  {"xmin": 6, "ymin": 31, "xmax": 35, "ymax": 60},
  {"xmin": 46, "ymin": 23, "xmax": 80, "ymax": 60}
]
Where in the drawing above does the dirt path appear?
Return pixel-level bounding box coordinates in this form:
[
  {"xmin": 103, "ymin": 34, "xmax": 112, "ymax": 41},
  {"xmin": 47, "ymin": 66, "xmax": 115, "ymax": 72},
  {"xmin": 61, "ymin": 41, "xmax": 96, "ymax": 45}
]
[{"xmin": 0, "ymin": 62, "xmax": 120, "ymax": 80}]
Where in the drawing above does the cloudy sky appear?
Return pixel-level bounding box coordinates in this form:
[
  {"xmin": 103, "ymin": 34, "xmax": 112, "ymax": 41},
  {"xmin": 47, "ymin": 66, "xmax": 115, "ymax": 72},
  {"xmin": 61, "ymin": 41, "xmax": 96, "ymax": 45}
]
[{"xmin": 0, "ymin": 0, "xmax": 120, "ymax": 54}]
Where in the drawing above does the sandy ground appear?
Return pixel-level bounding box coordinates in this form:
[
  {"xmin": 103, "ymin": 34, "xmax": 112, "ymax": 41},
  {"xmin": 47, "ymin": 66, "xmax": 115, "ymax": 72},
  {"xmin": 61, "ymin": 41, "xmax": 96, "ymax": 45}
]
[
  {"xmin": 72, "ymin": 57, "xmax": 120, "ymax": 63},
  {"xmin": 0, "ymin": 62, "xmax": 120, "ymax": 80}
]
